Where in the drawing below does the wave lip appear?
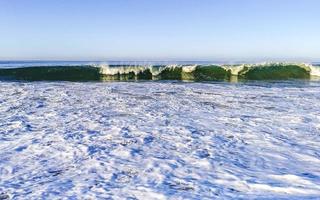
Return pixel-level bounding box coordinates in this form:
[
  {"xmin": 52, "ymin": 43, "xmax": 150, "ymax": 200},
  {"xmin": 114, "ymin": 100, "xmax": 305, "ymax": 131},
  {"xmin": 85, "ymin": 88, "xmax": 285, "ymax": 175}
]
[{"xmin": 0, "ymin": 63, "xmax": 319, "ymax": 81}]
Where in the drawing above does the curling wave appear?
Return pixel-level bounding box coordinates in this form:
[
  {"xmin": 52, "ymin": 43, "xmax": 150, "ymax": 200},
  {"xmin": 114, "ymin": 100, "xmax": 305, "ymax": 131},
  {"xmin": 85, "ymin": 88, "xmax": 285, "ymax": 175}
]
[{"xmin": 0, "ymin": 63, "xmax": 319, "ymax": 81}]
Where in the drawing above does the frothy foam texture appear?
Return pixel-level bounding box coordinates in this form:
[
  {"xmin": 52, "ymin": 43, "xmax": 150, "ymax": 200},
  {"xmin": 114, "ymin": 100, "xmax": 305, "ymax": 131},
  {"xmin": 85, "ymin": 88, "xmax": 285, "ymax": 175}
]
[
  {"xmin": 0, "ymin": 81, "xmax": 320, "ymax": 199},
  {"xmin": 309, "ymin": 65, "xmax": 320, "ymax": 76}
]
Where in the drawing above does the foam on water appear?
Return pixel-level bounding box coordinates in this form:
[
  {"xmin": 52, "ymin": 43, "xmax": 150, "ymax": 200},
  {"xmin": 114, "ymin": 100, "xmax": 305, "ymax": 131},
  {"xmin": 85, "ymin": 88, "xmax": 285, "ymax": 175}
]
[
  {"xmin": 98, "ymin": 64, "xmax": 198, "ymax": 76},
  {"xmin": 0, "ymin": 81, "xmax": 320, "ymax": 199},
  {"xmin": 309, "ymin": 65, "xmax": 320, "ymax": 76}
]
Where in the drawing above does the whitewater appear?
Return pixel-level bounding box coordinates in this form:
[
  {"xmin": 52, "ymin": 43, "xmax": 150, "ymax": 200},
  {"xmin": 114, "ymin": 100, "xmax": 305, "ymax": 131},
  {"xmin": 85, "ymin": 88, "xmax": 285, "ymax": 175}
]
[
  {"xmin": 0, "ymin": 62, "xmax": 320, "ymax": 199},
  {"xmin": 1, "ymin": 80, "xmax": 320, "ymax": 199}
]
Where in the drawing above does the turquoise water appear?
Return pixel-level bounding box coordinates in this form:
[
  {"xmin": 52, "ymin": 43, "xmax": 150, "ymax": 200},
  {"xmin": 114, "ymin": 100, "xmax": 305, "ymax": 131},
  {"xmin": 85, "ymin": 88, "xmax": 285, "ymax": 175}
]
[{"xmin": 0, "ymin": 62, "xmax": 320, "ymax": 199}]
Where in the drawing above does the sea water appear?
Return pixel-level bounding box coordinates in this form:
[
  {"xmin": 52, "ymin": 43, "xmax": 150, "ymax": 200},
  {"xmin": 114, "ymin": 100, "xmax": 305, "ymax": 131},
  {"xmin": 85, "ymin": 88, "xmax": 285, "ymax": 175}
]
[{"xmin": 0, "ymin": 62, "xmax": 320, "ymax": 199}]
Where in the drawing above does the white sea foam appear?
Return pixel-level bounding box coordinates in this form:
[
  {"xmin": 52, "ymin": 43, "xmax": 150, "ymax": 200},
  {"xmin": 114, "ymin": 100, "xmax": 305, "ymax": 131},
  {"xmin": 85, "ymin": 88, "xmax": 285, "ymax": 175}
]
[
  {"xmin": 222, "ymin": 64, "xmax": 245, "ymax": 75},
  {"xmin": 181, "ymin": 65, "xmax": 197, "ymax": 73},
  {"xmin": 309, "ymin": 65, "xmax": 320, "ymax": 76},
  {"xmin": 98, "ymin": 64, "xmax": 198, "ymax": 77},
  {"xmin": 98, "ymin": 64, "xmax": 148, "ymax": 75},
  {"xmin": 0, "ymin": 81, "xmax": 320, "ymax": 199}
]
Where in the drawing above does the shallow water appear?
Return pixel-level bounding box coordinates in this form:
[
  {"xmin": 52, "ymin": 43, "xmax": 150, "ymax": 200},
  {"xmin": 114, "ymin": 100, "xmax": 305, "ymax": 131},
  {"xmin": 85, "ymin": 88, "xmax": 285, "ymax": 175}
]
[{"xmin": 0, "ymin": 81, "xmax": 320, "ymax": 199}]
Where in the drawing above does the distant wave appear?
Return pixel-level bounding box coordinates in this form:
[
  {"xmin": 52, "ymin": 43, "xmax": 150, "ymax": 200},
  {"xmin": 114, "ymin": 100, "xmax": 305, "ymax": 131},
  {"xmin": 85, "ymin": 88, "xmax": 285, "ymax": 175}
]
[{"xmin": 0, "ymin": 63, "xmax": 319, "ymax": 81}]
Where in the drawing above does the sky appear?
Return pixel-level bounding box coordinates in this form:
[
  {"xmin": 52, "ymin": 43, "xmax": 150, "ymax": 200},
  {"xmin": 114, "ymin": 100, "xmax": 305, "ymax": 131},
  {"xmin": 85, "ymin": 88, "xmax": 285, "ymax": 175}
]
[{"xmin": 0, "ymin": 0, "xmax": 319, "ymax": 61}]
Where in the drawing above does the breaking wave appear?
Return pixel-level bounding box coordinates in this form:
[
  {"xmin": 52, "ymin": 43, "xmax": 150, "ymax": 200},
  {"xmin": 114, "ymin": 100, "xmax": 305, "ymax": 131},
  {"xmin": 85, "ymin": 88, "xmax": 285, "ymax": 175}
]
[{"xmin": 0, "ymin": 63, "xmax": 319, "ymax": 81}]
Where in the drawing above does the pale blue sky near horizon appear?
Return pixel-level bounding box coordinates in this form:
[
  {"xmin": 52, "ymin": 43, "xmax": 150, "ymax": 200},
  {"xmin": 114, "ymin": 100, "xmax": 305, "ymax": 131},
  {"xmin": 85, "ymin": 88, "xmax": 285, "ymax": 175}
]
[{"xmin": 0, "ymin": 0, "xmax": 319, "ymax": 61}]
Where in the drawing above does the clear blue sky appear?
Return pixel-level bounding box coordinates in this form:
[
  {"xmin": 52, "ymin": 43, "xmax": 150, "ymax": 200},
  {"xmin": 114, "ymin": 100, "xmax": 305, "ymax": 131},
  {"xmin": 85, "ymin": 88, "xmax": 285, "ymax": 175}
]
[{"xmin": 0, "ymin": 0, "xmax": 319, "ymax": 61}]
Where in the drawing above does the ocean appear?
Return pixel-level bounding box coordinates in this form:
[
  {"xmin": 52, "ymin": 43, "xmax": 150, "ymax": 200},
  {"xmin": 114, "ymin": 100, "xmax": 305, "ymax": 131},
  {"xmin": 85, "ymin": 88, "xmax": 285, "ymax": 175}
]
[{"xmin": 0, "ymin": 61, "xmax": 320, "ymax": 199}]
